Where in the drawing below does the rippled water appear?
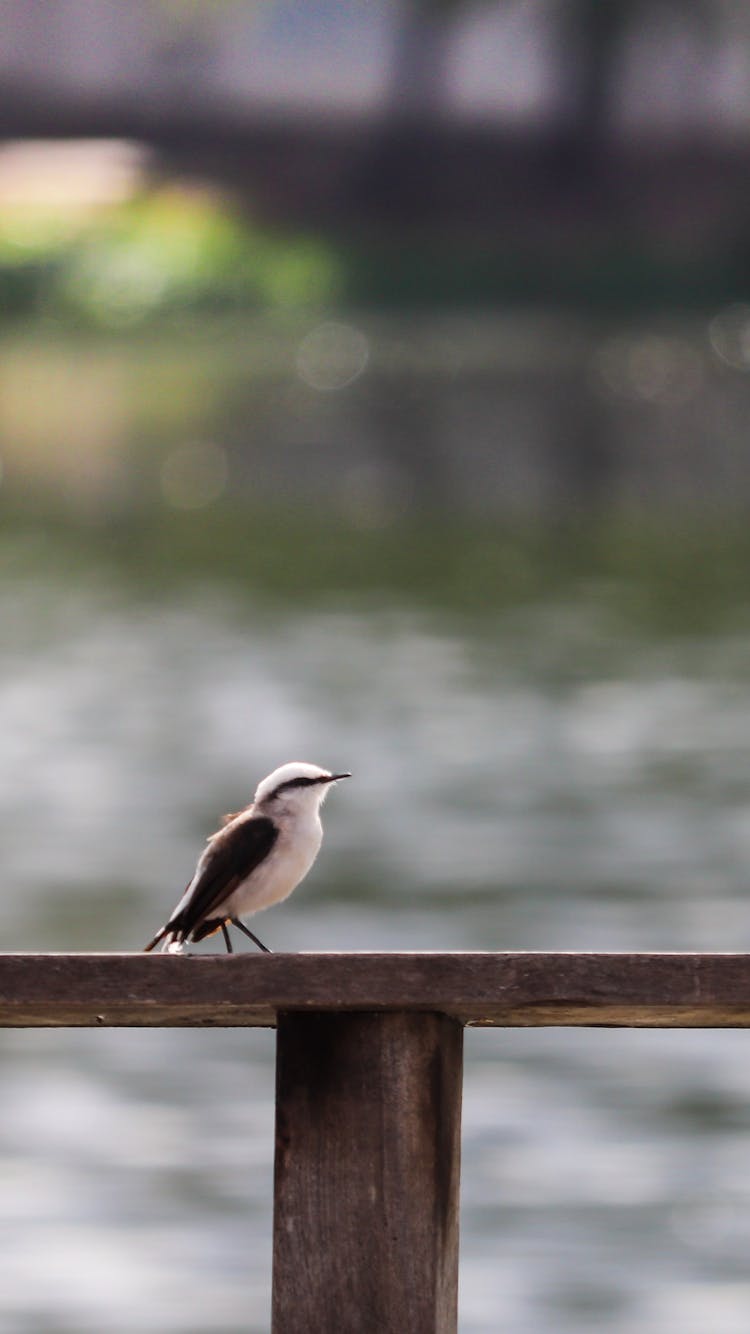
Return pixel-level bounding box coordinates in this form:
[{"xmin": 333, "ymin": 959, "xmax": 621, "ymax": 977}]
[{"xmin": 2, "ymin": 550, "xmax": 750, "ymax": 1332}]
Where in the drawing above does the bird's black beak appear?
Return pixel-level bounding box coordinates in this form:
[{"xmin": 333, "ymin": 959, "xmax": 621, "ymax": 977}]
[{"xmin": 326, "ymin": 772, "xmax": 352, "ymax": 782}]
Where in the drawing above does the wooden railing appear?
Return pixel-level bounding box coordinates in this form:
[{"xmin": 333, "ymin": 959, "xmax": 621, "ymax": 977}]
[{"xmin": 2, "ymin": 952, "xmax": 750, "ymax": 1333}]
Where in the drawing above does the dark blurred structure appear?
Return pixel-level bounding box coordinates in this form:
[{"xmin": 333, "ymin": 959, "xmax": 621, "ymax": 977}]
[
  {"xmin": 3, "ymin": 2, "xmax": 750, "ymax": 514},
  {"xmin": 1, "ymin": 0, "xmax": 750, "ymax": 264}
]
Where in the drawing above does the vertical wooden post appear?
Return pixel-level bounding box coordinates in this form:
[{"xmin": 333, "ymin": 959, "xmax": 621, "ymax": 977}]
[{"xmin": 272, "ymin": 1011, "xmax": 463, "ymax": 1334}]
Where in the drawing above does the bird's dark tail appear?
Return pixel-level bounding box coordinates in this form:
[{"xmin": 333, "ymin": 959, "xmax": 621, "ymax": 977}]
[{"xmin": 143, "ymin": 927, "xmax": 168, "ymax": 953}]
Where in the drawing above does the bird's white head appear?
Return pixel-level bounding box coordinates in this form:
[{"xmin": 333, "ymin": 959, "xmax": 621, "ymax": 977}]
[{"xmin": 253, "ymin": 761, "xmax": 351, "ymax": 819}]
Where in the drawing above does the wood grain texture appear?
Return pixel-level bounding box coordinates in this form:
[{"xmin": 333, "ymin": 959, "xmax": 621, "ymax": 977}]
[
  {"xmin": 2, "ymin": 952, "xmax": 750, "ymax": 1027},
  {"xmin": 272, "ymin": 1012, "xmax": 463, "ymax": 1334}
]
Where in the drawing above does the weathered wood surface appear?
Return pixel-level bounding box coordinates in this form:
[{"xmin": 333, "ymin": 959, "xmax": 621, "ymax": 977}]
[
  {"xmin": 2, "ymin": 952, "xmax": 750, "ymax": 1027},
  {"xmin": 272, "ymin": 1012, "xmax": 463, "ymax": 1334}
]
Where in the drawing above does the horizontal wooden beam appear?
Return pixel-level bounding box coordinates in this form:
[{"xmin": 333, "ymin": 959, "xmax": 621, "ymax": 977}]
[{"xmin": 1, "ymin": 952, "xmax": 750, "ymax": 1028}]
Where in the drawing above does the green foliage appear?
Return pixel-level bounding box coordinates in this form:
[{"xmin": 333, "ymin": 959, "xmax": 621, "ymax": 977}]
[{"xmin": 0, "ymin": 189, "xmax": 343, "ymax": 327}]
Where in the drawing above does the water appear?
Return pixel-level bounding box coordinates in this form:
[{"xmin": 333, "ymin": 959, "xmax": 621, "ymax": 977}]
[
  {"xmin": 2, "ymin": 548, "xmax": 750, "ymax": 1332},
  {"xmin": 3, "ymin": 313, "xmax": 750, "ymax": 1331},
  {"xmin": 4, "ymin": 308, "xmax": 750, "ymax": 518}
]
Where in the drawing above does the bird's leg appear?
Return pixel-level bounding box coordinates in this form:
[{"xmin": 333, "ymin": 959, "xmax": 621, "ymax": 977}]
[
  {"xmin": 230, "ymin": 917, "xmax": 272, "ymax": 953},
  {"xmin": 221, "ymin": 922, "xmax": 234, "ymax": 954}
]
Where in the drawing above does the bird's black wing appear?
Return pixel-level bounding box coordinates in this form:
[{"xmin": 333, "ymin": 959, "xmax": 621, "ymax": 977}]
[{"xmin": 149, "ymin": 816, "xmax": 278, "ymax": 947}]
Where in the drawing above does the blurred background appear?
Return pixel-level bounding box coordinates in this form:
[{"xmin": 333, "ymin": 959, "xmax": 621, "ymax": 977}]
[{"xmin": 4, "ymin": 1, "xmax": 750, "ymax": 1331}]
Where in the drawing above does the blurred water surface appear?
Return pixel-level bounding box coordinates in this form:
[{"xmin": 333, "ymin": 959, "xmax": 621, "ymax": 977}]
[
  {"xmin": 4, "ymin": 308, "xmax": 750, "ymax": 517},
  {"xmin": 2, "ymin": 317, "xmax": 750, "ymax": 1331}
]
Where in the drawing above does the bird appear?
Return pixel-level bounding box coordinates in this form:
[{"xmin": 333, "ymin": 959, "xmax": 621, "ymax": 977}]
[{"xmin": 144, "ymin": 761, "xmax": 351, "ymax": 954}]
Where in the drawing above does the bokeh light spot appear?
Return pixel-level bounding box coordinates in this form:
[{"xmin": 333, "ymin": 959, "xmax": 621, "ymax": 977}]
[
  {"xmin": 709, "ymin": 305, "xmax": 750, "ymax": 370},
  {"xmin": 594, "ymin": 334, "xmax": 703, "ymax": 404},
  {"xmin": 296, "ymin": 322, "xmax": 369, "ymax": 391}
]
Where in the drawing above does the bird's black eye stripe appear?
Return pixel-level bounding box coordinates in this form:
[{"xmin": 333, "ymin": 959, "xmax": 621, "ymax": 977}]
[{"xmin": 271, "ymin": 776, "xmax": 321, "ymax": 797}]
